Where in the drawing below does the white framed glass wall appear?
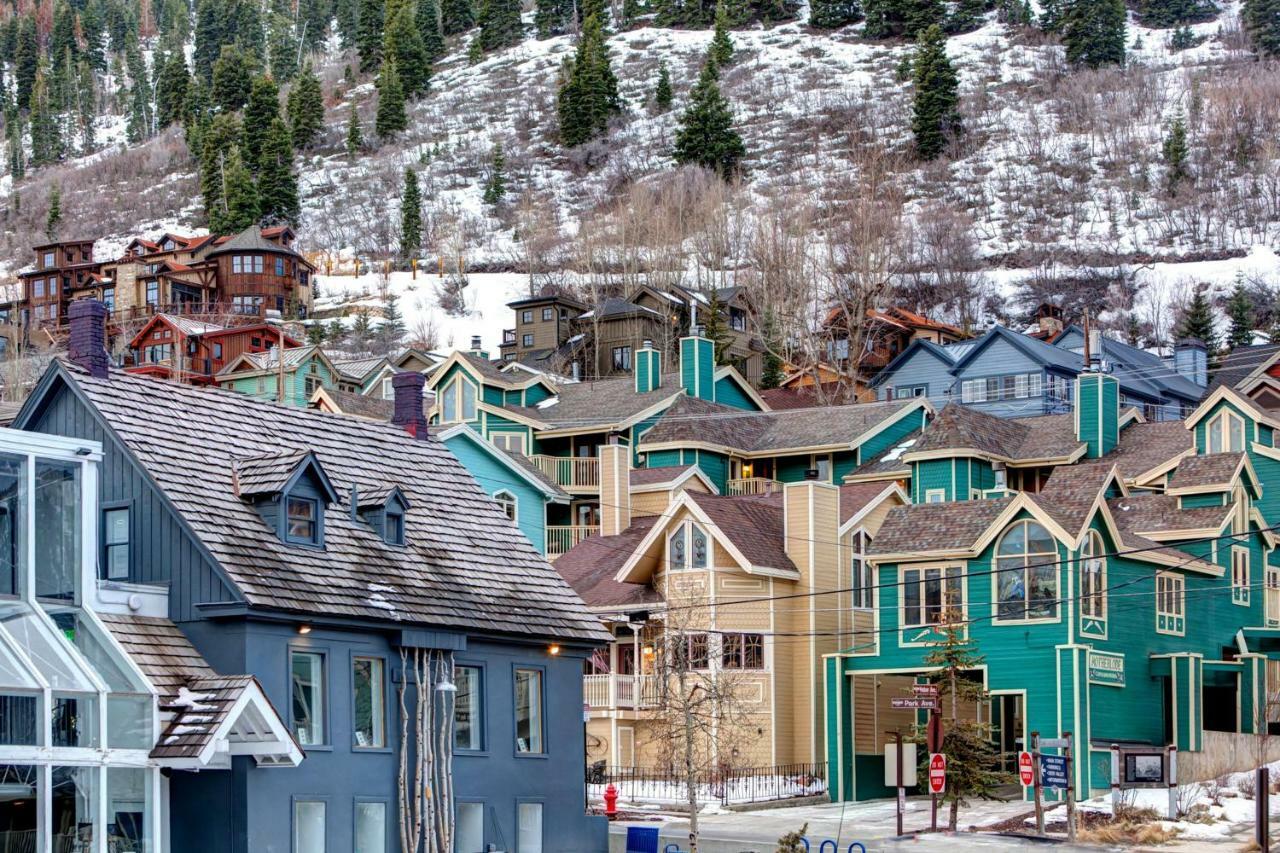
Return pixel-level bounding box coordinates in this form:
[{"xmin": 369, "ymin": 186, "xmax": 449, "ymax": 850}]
[{"xmin": 0, "ymin": 427, "xmax": 161, "ymax": 853}]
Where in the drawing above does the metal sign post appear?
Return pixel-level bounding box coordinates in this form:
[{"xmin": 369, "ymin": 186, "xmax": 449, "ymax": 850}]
[
  {"xmin": 1257, "ymin": 767, "xmax": 1269, "ymax": 853},
  {"xmin": 1064, "ymin": 732, "xmax": 1076, "ymax": 843},
  {"xmin": 893, "ymin": 732, "xmax": 904, "ymax": 837},
  {"xmin": 928, "ymin": 753, "xmax": 946, "ymax": 831},
  {"xmin": 1031, "ymin": 732, "xmax": 1045, "ymax": 837}
]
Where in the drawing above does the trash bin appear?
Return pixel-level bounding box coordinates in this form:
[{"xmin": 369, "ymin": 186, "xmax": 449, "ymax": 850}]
[{"xmin": 625, "ymin": 826, "xmax": 660, "ymax": 853}]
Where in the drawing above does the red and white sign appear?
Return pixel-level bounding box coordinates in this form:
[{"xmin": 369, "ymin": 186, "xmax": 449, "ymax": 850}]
[
  {"xmin": 928, "ymin": 753, "xmax": 946, "ymax": 795},
  {"xmin": 1018, "ymin": 751, "xmax": 1034, "ymax": 787}
]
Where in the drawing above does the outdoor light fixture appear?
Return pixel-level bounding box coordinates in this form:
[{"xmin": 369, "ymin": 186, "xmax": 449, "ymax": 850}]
[
  {"xmin": 436, "ymin": 679, "xmax": 457, "ymax": 692},
  {"xmin": 549, "ymin": 644, "xmax": 561, "ymax": 656},
  {"xmin": 642, "ymin": 646, "xmax": 655, "ymax": 657},
  {"xmin": 298, "ymin": 624, "xmax": 312, "ymax": 635}
]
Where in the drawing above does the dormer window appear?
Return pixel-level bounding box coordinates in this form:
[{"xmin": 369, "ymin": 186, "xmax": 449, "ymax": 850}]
[
  {"xmin": 355, "ymin": 485, "xmax": 411, "ymax": 546},
  {"xmin": 1207, "ymin": 409, "xmax": 1245, "ymax": 453},
  {"xmin": 287, "ymin": 497, "xmax": 319, "ymax": 544},
  {"xmin": 668, "ymin": 522, "xmax": 708, "ymax": 570},
  {"xmin": 494, "ymin": 490, "xmax": 517, "ymax": 522}
]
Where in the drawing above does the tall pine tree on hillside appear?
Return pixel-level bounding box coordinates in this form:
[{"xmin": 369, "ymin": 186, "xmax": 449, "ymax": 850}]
[
  {"xmin": 535, "ymin": 0, "xmax": 575, "ymax": 36},
  {"xmin": 1244, "ymin": 0, "xmax": 1280, "ymax": 55},
  {"xmin": 212, "ymin": 44, "xmax": 253, "ymax": 111},
  {"xmin": 1177, "ymin": 285, "xmax": 1218, "ymax": 354},
  {"xmin": 287, "ymin": 63, "xmax": 325, "ymax": 149},
  {"xmin": 477, "ymin": 0, "xmax": 523, "ymax": 51},
  {"xmin": 1063, "ymin": 0, "xmax": 1126, "ymax": 67},
  {"xmin": 910, "ymin": 24, "xmax": 960, "ymax": 161},
  {"xmin": 358, "ymin": 0, "xmax": 386, "ymax": 71},
  {"xmin": 1162, "ymin": 111, "xmax": 1189, "ymax": 194},
  {"xmin": 441, "ymin": 0, "xmax": 477, "ymax": 34},
  {"xmin": 268, "ymin": 3, "xmax": 300, "ymax": 83},
  {"xmin": 1137, "ymin": 0, "xmax": 1216, "ymax": 25},
  {"xmin": 1226, "ymin": 279, "xmax": 1254, "ymax": 350},
  {"xmin": 810, "ymin": 0, "xmax": 862, "ymax": 29},
  {"xmin": 710, "ymin": 1, "xmax": 735, "ymax": 67},
  {"xmin": 156, "ymin": 52, "xmax": 193, "ymax": 127},
  {"xmin": 654, "ymin": 62, "xmax": 673, "ymax": 110},
  {"xmin": 384, "ymin": 0, "xmax": 432, "ymax": 96},
  {"xmin": 863, "ymin": 0, "xmax": 943, "ymax": 37},
  {"xmin": 200, "ymin": 114, "xmax": 244, "ymax": 228},
  {"xmin": 345, "ymin": 104, "xmax": 365, "ymax": 156},
  {"xmin": 482, "ymin": 142, "xmax": 506, "ymax": 204},
  {"xmin": 376, "ymin": 59, "xmax": 408, "ymax": 136},
  {"xmin": 14, "ymin": 16, "xmax": 37, "ymax": 110},
  {"xmin": 243, "ymin": 75, "xmax": 282, "ymax": 173},
  {"xmin": 257, "ymin": 117, "xmax": 301, "ymax": 225},
  {"xmin": 29, "ymin": 66, "xmax": 63, "ymax": 166},
  {"xmin": 220, "ymin": 146, "xmax": 262, "ymax": 232},
  {"xmin": 45, "ymin": 184, "xmax": 61, "ymax": 238},
  {"xmin": 673, "ymin": 57, "xmax": 745, "ymax": 178},
  {"xmin": 400, "ymin": 168, "xmax": 423, "ymax": 258},
  {"xmin": 51, "ymin": 3, "xmax": 79, "ymax": 75},
  {"xmin": 556, "ymin": 11, "xmax": 621, "ymax": 147},
  {"xmin": 418, "ymin": 0, "xmax": 447, "ymax": 60}
]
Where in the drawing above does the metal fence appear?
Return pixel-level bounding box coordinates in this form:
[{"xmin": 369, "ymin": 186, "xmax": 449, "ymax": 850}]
[{"xmin": 588, "ymin": 762, "xmax": 827, "ymax": 807}]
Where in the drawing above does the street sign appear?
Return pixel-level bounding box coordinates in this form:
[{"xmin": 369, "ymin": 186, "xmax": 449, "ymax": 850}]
[
  {"xmin": 1018, "ymin": 751, "xmax": 1034, "ymax": 787},
  {"xmin": 883, "ymin": 742, "xmax": 918, "ymax": 787},
  {"xmin": 912, "ymin": 684, "xmax": 939, "ymax": 696},
  {"xmin": 1038, "ymin": 737, "xmax": 1070, "ymax": 749},
  {"xmin": 1040, "ymin": 754, "xmax": 1069, "ymax": 789},
  {"xmin": 891, "ymin": 697, "xmax": 939, "ymax": 710},
  {"xmin": 928, "ymin": 753, "xmax": 946, "ymax": 795}
]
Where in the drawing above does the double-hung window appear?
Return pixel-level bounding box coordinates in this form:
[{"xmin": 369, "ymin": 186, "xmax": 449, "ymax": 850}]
[
  {"xmin": 850, "ymin": 530, "xmax": 873, "ymax": 609},
  {"xmin": 290, "ymin": 650, "xmax": 325, "ymax": 746},
  {"xmin": 1156, "ymin": 572, "xmax": 1185, "ymax": 635},
  {"xmin": 521, "ymin": 310, "xmax": 533, "ymax": 323},
  {"xmin": 542, "ymin": 307, "xmax": 554, "ymax": 321},
  {"xmin": 514, "ymin": 668, "xmax": 544, "ymax": 754},
  {"xmin": 1232, "ymin": 546, "xmax": 1250, "ymax": 606},
  {"xmin": 454, "ymin": 665, "xmax": 484, "ymax": 751},
  {"xmin": 522, "ymin": 334, "xmax": 533, "ymax": 347},
  {"xmin": 352, "ymin": 657, "xmax": 385, "ymax": 748},
  {"xmin": 901, "ymin": 565, "xmax": 963, "ymax": 628},
  {"xmin": 275, "ymin": 257, "xmax": 286, "ymax": 276},
  {"xmin": 287, "ymin": 496, "xmax": 319, "ymax": 544},
  {"xmin": 102, "ymin": 507, "xmax": 130, "ymax": 580},
  {"xmin": 994, "ymin": 520, "xmax": 1058, "ymax": 621}
]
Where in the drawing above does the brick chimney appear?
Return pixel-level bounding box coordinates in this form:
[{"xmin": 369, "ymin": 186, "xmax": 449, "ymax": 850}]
[
  {"xmin": 781, "ymin": 478, "xmax": 840, "ymax": 763},
  {"xmin": 599, "ymin": 441, "xmax": 631, "ymax": 536},
  {"xmin": 68, "ymin": 299, "xmax": 109, "ymax": 379},
  {"xmin": 391, "ymin": 372, "xmax": 429, "ymax": 439}
]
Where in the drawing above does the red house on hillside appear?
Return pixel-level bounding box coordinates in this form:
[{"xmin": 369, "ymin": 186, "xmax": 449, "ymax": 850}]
[{"xmin": 125, "ymin": 313, "xmax": 299, "ymax": 384}]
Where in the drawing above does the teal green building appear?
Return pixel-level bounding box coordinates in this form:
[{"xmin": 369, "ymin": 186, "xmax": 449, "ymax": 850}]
[
  {"xmin": 825, "ymin": 374, "xmax": 1280, "ymax": 802},
  {"xmin": 216, "ymin": 345, "xmax": 340, "ymax": 407}
]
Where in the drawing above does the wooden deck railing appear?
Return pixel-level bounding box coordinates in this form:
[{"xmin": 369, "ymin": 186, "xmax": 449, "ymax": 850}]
[
  {"xmin": 726, "ymin": 477, "xmax": 782, "ymax": 496},
  {"xmin": 546, "ymin": 525, "xmax": 598, "ymax": 558},
  {"xmin": 583, "ymin": 674, "xmax": 660, "ymax": 709},
  {"xmin": 529, "ymin": 455, "xmax": 600, "ymax": 489}
]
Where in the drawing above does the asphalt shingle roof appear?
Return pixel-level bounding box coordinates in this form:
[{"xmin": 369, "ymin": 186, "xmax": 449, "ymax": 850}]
[
  {"xmin": 871, "ymin": 497, "xmax": 1017, "ymax": 555},
  {"xmin": 508, "ymin": 374, "xmax": 683, "ymax": 430},
  {"xmin": 1101, "ymin": 419, "xmax": 1192, "ymax": 482},
  {"xmin": 642, "ymin": 396, "xmax": 921, "ymax": 454},
  {"xmin": 206, "ymin": 225, "xmax": 301, "ymax": 258},
  {"xmin": 554, "ymin": 516, "xmax": 664, "ymax": 608},
  {"xmin": 687, "ymin": 492, "xmax": 797, "ymax": 572},
  {"xmin": 1036, "ymin": 461, "xmax": 1115, "ymax": 536},
  {"xmin": 1168, "ymin": 452, "xmax": 1245, "ymax": 491},
  {"xmin": 630, "ymin": 465, "xmax": 698, "ymax": 487},
  {"xmin": 909, "ymin": 403, "xmax": 1081, "ymax": 461},
  {"xmin": 52, "ymin": 363, "xmax": 607, "ymax": 642},
  {"xmin": 1107, "ymin": 494, "xmax": 1232, "ymax": 535},
  {"xmin": 1213, "ymin": 344, "xmax": 1280, "ymax": 391}
]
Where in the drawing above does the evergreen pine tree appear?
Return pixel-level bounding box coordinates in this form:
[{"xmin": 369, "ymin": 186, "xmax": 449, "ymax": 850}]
[
  {"xmin": 535, "ymin": 0, "xmax": 575, "ymax": 36},
  {"xmin": 1177, "ymin": 285, "xmax": 1218, "ymax": 354},
  {"xmin": 29, "ymin": 67, "xmax": 63, "ymax": 166},
  {"xmin": 45, "ymin": 184, "xmax": 61, "ymax": 238},
  {"xmin": 1162, "ymin": 111, "xmax": 1189, "ymax": 194},
  {"xmin": 384, "ymin": 0, "xmax": 432, "ymax": 96},
  {"xmin": 906, "ymin": 0, "xmax": 946, "ymax": 37},
  {"xmin": 1037, "ymin": 0, "xmax": 1064, "ymax": 28},
  {"xmin": 375, "ymin": 59, "xmax": 408, "ymax": 137},
  {"xmin": 268, "ymin": 7, "xmax": 300, "ymax": 83},
  {"xmin": 257, "ymin": 117, "xmax": 301, "ymax": 225},
  {"xmin": 482, "ymin": 142, "xmax": 506, "ymax": 204},
  {"xmin": 358, "ymin": 0, "xmax": 387, "ymax": 71},
  {"xmin": 810, "ymin": 0, "xmax": 862, "ymax": 28},
  {"xmin": 1244, "ymin": 0, "xmax": 1280, "ymax": 55},
  {"xmin": 1226, "ymin": 278, "xmax": 1254, "ymax": 350},
  {"xmin": 673, "ymin": 58, "xmax": 746, "ymax": 178},
  {"xmin": 298, "ymin": 0, "xmax": 331, "ymax": 51},
  {"xmin": 700, "ymin": 288, "xmax": 735, "ymax": 363},
  {"xmin": 345, "ymin": 104, "xmax": 365, "ymax": 156},
  {"xmin": 212, "ymin": 44, "xmax": 253, "ymax": 111},
  {"xmin": 193, "ymin": 0, "xmax": 225, "ymax": 80},
  {"xmin": 200, "ymin": 113, "xmax": 244, "ymax": 228},
  {"xmin": 379, "ymin": 294, "xmax": 407, "ymax": 349},
  {"xmin": 477, "ymin": 0, "xmax": 523, "ymax": 51},
  {"xmin": 1062, "ymin": 0, "xmax": 1126, "ymax": 67},
  {"xmin": 400, "ymin": 168, "xmax": 423, "ymax": 258},
  {"xmin": 418, "ymin": 0, "xmax": 447, "ymax": 61},
  {"xmin": 910, "ymin": 24, "xmax": 960, "ymax": 161},
  {"xmin": 14, "ymin": 16, "xmax": 37, "ymax": 111},
  {"xmin": 51, "ymin": 3, "xmax": 79, "ymax": 75},
  {"xmin": 243, "ymin": 75, "xmax": 282, "ymax": 174},
  {"xmin": 220, "ymin": 145, "xmax": 262, "ymax": 231},
  {"xmin": 556, "ymin": 12, "xmax": 621, "ymax": 147},
  {"xmin": 1138, "ymin": 0, "xmax": 1217, "ymax": 27},
  {"xmin": 287, "ymin": 63, "xmax": 325, "ymax": 149},
  {"xmin": 441, "ymin": 0, "xmax": 477, "ymax": 34},
  {"xmin": 81, "ymin": 2, "xmax": 108, "ymax": 71},
  {"xmin": 157, "ymin": 52, "xmax": 193, "ymax": 128},
  {"xmin": 947, "ymin": 0, "xmax": 989, "ymax": 33},
  {"xmin": 654, "ymin": 62, "xmax": 673, "ymax": 110},
  {"xmin": 710, "ymin": 1, "xmax": 735, "ymax": 67},
  {"xmin": 306, "ymin": 323, "xmax": 327, "ymax": 345},
  {"xmin": 336, "ymin": 0, "xmax": 360, "ymax": 47},
  {"xmin": 74, "ymin": 59, "xmax": 97, "ymax": 156}
]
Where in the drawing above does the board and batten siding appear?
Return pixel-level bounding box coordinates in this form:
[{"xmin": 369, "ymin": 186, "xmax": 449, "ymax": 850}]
[{"xmin": 23, "ymin": 381, "xmax": 239, "ymax": 622}]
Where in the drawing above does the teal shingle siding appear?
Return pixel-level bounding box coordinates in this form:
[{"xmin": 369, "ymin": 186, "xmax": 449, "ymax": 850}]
[{"xmin": 911, "ymin": 458, "xmax": 954, "ymax": 502}]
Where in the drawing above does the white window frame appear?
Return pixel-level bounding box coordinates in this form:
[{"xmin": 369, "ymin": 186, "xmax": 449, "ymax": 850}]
[
  {"xmin": 849, "ymin": 530, "xmax": 873, "ymax": 610},
  {"xmin": 441, "ymin": 375, "xmax": 478, "ymax": 423},
  {"xmin": 924, "ymin": 488, "xmax": 947, "ymax": 504},
  {"xmin": 1207, "ymin": 409, "xmax": 1245, "ymax": 454},
  {"xmin": 1231, "ymin": 545, "xmax": 1250, "ymax": 606},
  {"xmin": 492, "ymin": 433, "xmax": 527, "ymax": 455},
  {"xmin": 1079, "ymin": 529, "xmax": 1107, "ymax": 624},
  {"xmin": 900, "ymin": 564, "xmax": 964, "ymax": 630},
  {"xmin": 493, "ymin": 490, "xmax": 518, "ymax": 522},
  {"xmin": 1155, "ymin": 571, "xmax": 1185, "ymax": 636}
]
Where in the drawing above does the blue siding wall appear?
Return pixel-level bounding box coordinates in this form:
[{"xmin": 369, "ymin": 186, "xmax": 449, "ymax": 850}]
[
  {"xmin": 442, "ymin": 432, "xmax": 550, "ymax": 553},
  {"xmin": 876, "ymin": 349, "xmax": 955, "ymax": 404},
  {"xmin": 951, "ymin": 336, "xmax": 1046, "ymax": 418}
]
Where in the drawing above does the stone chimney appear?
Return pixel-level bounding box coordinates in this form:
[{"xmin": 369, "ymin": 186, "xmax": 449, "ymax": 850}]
[
  {"xmin": 598, "ymin": 441, "xmax": 631, "ymax": 536},
  {"xmin": 68, "ymin": 299, "xmax": 110, "ymax": 379},
  {"xmin": 391, "ymin": 372, "xmax": 429, "ymax": 440},
  {"xmin": 679, "ymin": 329, "xmax": 715, "ymax": 401},
  {"xmin": 781, "ymin": 478, "xmax": 840, "ymax": 764},
  {"xmin": 634, "ymin": 340, "xmax": 662, "ymax": 394}
]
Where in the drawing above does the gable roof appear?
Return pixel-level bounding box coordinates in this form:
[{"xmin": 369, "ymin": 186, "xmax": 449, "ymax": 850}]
[
  {"xmin": 904, "ymin": 403, "xmax": 1083, "ymax": 464},
  {"xmin": 870, "ymin": 338, "xmax": 958, "ymax": 389},
  {"xmin": 839, "ymin": 482, "xmax": 908, "ymax": 528},
  {"xmin": 871, "ymin": 497, "xmax": 1020, "ymax": 556},
  {"xmin": 436, "ymin": 423, "xmax": 568, "ymax": 500},
  {"xmin": 1166, "ymin": 452, "xmax": 1253, "ymax": 495},
  {"xmin": 641, "ymin": 396, "xmax": 928, "ymax": 455},
  {"xmin": 218, "ymin": 345, "xmax": 330, "ymax": 376},
  {"xmin": 629, "ymin": 464, "xmax": 715, "ymax": 493},
  {"xmin": 331, "ymin": 356, "xmax": 390, "ymax": 384},
  {"xmin": 23, "ymin": 362, "xmax": 607, "ymax": 642},
  {"xmin": 507, "ymin": 373, "xmax": 685, "ymax": 433},
  {"xmin": 1035, "ymin": 461, "xmax": 1123, "ymax": 541},
  {"xmin": 206, "ymin": 226, "xmax": 302, "ymax": 258},
  {"xmin": 231, "ymin": 447, "xmax": 339, "ymax": 502},
  {"xmin": 1213, "ymin": 344, "xmax": 1280, "ymax": 392},
  {"xmin": 685, "ymin": 492, "xmax": 797, "ymax": 573},
  {"xmin": 1100, "ymin": 418, "xmax": 1193, "ymax": 485},
  {"xmin": 1052, "ymin": 325, "xmax": 1205, "ymax": 400},
  {"xmin": 554, "ymin": 516, "xmax": 664, "ymax": 610},
  {"xmin": 1186, "ymin": 383, "xmax": 1280, "ymax": 432}
]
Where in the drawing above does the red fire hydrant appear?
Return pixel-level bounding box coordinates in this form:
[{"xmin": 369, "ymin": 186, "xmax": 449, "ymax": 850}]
[{"xmin": 603, "ymin": 783, "xmax": 619, "ymax": 819}]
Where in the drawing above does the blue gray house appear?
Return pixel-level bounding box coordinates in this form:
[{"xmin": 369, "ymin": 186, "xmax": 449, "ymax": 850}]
[
  {"xmin": 872, "ymin": 325, "xmax": 1205, "ymax": 420},
  {"xmin": 17, "ymin": 301, "xmax": 608, "ymax": 853}
]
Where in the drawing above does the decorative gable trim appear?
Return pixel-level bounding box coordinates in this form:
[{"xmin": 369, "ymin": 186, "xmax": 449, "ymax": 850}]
[
  {"xmin": 713, "ymin": 365, "xmax": 770, "ymax": 411},
  {"xmin": 1186, "ymin": 384, "xmax": 1280, "ymax": 431},
  {"xmin": 838, "ymin": 483, "xmax": 909, "ymax": 537},
  {"xmin": 436, "ymin": 423, "xmax": 567, "ymax": 500}
]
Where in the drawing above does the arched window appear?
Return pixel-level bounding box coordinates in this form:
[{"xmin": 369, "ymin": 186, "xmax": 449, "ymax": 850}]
[
  {"xmin": 1080, "ymin": 530, "xmax": 1106, "ymax": 622},
  {"xmin": 1207, "ymin": 409, "xmax": 1245, "ymax": 453},
  {"xmin": 493, "ymin": 490, "xmax": 517, "ymax": 523},
  {"xmin": 441, "ymin": 376, "xmax": 477, "ymax": 423},
  {"xmin": 667, "ymin": 522, "xmax": 708, "ymax": 570},
  {"xmin": 995, "ymin": 519, "xmax": 1057, "ymax": 621}
]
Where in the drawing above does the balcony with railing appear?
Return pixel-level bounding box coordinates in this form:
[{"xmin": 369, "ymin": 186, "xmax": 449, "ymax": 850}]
[
  {"xmin": 546, "ymin": 525, "xmax": 598, "ymax": 559},
  {"xmin": 726, "ymin": 477, "xmax": 782, "ymax": 497},
  {"xmin": 528, "ymin": 455, "xmax": 599, "ymax": 491},
  {"xmin": 583, "ymin": 674, "xmax": 661, "ymax": 710}
]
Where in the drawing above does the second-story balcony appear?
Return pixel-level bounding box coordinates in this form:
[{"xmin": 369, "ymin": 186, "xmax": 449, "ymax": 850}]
[
  {"xmin": 584, "ymin": 674, "xmax": 661, "ymax": 710},
  {"xmin": 528, "ymin": 455, "xmax": 599, "ymax": 491},
  {"xmin": 726, "ymin": 477, "xmax": 782, "ymax": 497},
  {"xmin": 546, "ymin": 525, "xmax": 599, "ymax": 559}
]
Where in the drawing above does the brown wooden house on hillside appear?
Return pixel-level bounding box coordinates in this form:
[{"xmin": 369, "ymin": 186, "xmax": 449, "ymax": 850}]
[
  {"xmin": 19, "ymin": 239, "xmax": 101, "ymax": 328},
  {"xmin": 125, "ymin": 313, "xmax": 300, "ymax": 384}
]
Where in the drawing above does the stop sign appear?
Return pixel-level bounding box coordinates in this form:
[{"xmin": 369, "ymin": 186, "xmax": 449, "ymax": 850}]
[
  {"xmin": 1018, "ymin": 751, "xmax": 1034, "ymax": 786},
  {"xmin": 928, "ymin": 753, "xmax": 946, "ymax": 795}
]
